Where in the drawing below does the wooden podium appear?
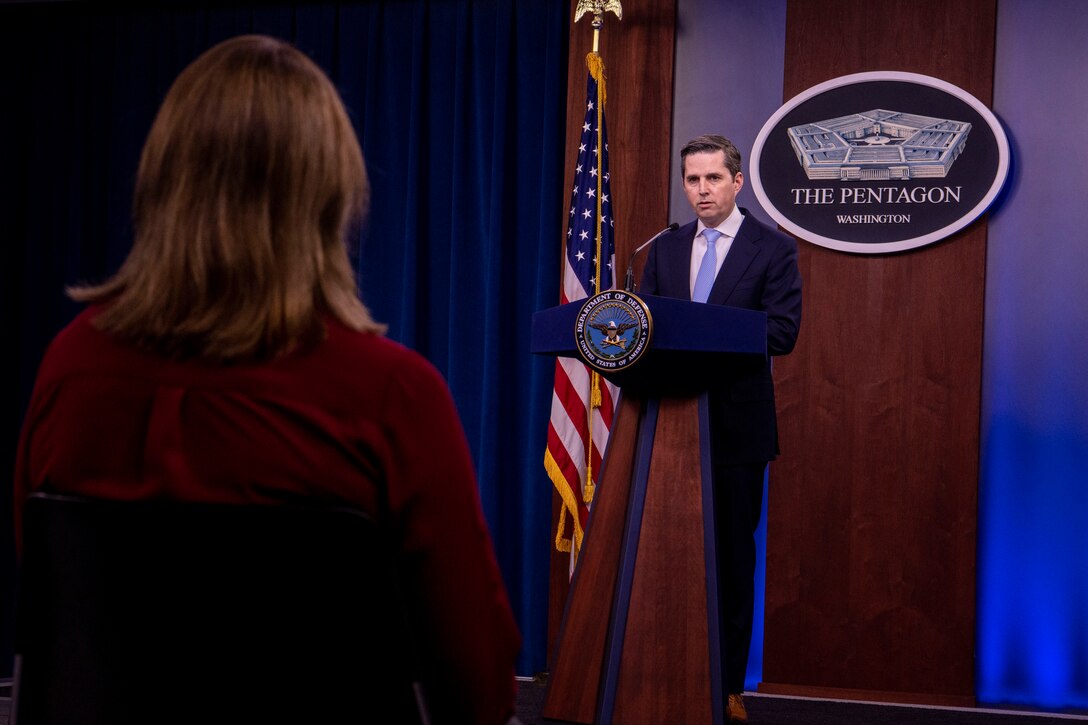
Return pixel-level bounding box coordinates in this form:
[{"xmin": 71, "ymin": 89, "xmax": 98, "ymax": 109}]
[{"xmin": 531, "ymin": 294, "xmax": 766, "ymax": 725}]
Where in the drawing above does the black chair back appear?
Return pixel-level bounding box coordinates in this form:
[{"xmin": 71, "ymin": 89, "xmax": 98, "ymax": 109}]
[{"xmin": 14, "ymin": 493, "xmax": 428, "ymax": 725}]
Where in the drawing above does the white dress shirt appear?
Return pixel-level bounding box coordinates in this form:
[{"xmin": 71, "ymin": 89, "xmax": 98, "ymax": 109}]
[{"xmin": 689, "ymin": 204, "xmax": 744, "ymax": 300}]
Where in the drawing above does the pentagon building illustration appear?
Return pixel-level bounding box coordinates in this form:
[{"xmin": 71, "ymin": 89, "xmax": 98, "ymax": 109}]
[{"xmin": 787, "ymin": 109, "xmax": 971, "ymax": 181}]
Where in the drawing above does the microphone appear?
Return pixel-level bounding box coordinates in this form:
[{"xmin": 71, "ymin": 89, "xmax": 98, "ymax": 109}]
[{"xmin": 624, "ymin": 222, "xmax": 679, "ymax": 292}]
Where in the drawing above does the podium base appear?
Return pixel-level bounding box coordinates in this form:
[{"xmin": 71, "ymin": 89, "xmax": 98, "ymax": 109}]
[{"xmin": 542, "ymin": 393, "xmax": 724, "ymax": 725}]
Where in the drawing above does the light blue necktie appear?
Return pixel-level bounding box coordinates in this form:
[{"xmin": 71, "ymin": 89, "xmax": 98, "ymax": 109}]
[{"xmin": 692, "ymin": 228, "xmax": 721, "ymax": 303}]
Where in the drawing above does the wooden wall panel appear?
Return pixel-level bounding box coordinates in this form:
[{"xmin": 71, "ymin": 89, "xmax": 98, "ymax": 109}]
[
  {"xmin": 563, "ymin": 1, "xmax": 677, "ymax": 272},
  {"xmin": 763, "ymin": 0, "xmax": 996, "ymax": 702},
  {"xmin": 549, "ymin": 0, "xmax": 676, "ymax": 660}
]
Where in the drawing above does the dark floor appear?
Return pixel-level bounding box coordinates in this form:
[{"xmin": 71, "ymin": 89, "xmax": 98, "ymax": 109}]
[
  {"xmin": 3, "ymin": 678, "xmax": 1085, "ymax": 724},
  {"xmin": 515, "ymin": 676, "xmax": 1088, "ymax": 725}
]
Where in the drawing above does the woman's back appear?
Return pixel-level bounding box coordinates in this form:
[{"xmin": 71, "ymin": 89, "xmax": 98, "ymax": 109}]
[
  {"xmin": 16, "ymin": 304, "xmax": 522, "ymax": 723},
  {"xmin": 19, "ymin": 307, "xmax": 415, "ymax": 512}
]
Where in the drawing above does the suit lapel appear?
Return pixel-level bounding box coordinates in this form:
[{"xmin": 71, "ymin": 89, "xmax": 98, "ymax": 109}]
[
  {"xmin": 664, "ymin": 221, "xmax": 698, "ymax": 300},
  {"xmin": 707, "ymin": 213, "xmax": 761, "ymax": 306}
]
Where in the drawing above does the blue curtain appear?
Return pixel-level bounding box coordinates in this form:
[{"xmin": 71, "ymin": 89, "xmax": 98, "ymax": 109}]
[{"xmin": 1, "ymin": 1, "xmax": 568, "ymax": 677}]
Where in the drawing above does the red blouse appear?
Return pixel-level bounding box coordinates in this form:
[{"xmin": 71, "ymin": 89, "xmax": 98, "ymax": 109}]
[{"xmin": 14, "ymin": 306, "xmax": 520, "ymax": 724}]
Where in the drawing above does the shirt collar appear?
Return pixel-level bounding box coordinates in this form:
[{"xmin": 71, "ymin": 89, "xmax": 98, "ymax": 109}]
[{"xmin": 696, "ymin": 205, "xmax": 744, "ymax": 241}]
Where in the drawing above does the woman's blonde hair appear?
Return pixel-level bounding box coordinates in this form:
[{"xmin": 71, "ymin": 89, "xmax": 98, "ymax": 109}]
[{"xmin": 70, "ymin": 34, "xmax": 384, "ymax": 361}]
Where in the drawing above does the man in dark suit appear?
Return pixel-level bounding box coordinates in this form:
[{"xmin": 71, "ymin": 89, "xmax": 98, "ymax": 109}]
[{"xmin": 638, "ymin": 134, "xmax": 802, "ymax": 723}]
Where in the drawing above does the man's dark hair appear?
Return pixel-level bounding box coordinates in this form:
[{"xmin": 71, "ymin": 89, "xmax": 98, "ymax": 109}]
[{"xmin": 681, "ymin": 134, "xmax": 742, "ymax": 177}]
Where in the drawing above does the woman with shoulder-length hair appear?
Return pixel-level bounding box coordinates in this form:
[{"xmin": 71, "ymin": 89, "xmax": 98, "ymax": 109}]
[
  {"xmin": 76, "ymin": 33, "xmax": 381, "ymax": 360},
  {"xmin": 14, "ymin": 35, "xmax": 520, "ymax": 724}
]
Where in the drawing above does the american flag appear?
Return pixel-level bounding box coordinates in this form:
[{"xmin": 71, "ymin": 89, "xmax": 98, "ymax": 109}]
[{"xmin": 544, "ymin": 53, "xmax": 617, "ymax": 563}]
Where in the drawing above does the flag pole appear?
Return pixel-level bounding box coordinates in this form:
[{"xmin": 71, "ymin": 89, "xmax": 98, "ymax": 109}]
[
  {"xmin": 573, "ymin": 0, "xmax": 622, "ymax": 535},
  {"xmin": 546, "ymin": 0, "xmax": 624, "ymax": 567}
]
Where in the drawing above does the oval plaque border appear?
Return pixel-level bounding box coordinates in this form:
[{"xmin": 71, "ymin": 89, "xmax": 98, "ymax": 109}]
[{"xmin": 749, "ymin": 71, "xmax": 1010, "ymax": 254}]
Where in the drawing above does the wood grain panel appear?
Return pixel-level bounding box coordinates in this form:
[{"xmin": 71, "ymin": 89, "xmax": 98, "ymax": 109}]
[
  {"xmin": 763, "ymin": 0, "xmax": 995, "ymax": 702},
  {"xmin": 612, "ymin": 396, "xmax": 711, "ymax": 724},
  {"xmin": 563, "ymin": 0, "xmax": 677, "ymax": 270},
  {"xmin": 550, "ymin": 0, "xmax": 677, "ymax": 661}
]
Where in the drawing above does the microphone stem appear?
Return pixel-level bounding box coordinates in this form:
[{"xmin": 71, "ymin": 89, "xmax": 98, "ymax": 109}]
[{"xmin": 625, "ymin": 223, "xmax": 677, "ymax": 293}]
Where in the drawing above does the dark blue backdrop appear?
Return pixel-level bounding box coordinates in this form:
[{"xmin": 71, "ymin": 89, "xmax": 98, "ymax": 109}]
[{"xmin": 1, "ymin": 0, "xmax": 568, "ymax": 678}]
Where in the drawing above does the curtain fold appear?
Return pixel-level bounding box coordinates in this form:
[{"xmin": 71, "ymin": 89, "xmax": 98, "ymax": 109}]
[{"xmin": 1, "ymin": 0, "xmax": 568, "ymax": 677}]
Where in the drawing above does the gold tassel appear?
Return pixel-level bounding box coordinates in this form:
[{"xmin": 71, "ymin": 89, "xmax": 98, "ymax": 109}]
[
  {"xmin": 586, "ymin": 52, "xmax": 606, "ymax": 104},
  {"xmin": 583, "ymin": 439, "xmax": 600, "ymax": 502}
]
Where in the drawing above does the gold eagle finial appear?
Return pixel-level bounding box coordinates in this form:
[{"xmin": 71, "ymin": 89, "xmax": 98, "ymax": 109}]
[{"xmin": 574, "ymin": 0, "xmax": 623, "ymax": 24}]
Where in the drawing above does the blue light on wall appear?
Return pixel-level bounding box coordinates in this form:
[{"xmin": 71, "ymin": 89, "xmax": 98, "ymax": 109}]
[{"xmin": 980, "ymin": 0, "xmax": 1088, "ymax": 707}]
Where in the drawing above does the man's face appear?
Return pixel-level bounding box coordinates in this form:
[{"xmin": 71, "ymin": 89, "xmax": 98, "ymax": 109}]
[{"xmin": 683, "ymin": 150, "xmax": 743, "ymax": 228}]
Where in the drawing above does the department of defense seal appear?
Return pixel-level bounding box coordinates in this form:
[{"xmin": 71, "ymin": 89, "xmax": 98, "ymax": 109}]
[{"xmin": 575, "ymin": 291, "xmax": 652, "ymax": 372}]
